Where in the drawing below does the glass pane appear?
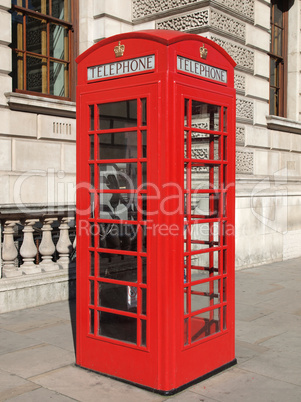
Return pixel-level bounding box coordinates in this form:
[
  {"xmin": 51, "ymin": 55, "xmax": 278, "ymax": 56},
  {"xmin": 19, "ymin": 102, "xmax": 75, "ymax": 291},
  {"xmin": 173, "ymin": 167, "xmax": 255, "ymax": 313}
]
[
  {"xmin": 191, "ymin": 193, "xmax": 220, "ymax": 219},
  {"xmin": 191, "ymin": 252, "xmax": 219, "ymax": 280},
  {"xmin": 26, "ymin": 16, "xmax": 47, "ymax": 55},
  {"xmin": 90, "ymin": 164, "xmax": 94, "ymax": 188},
  {"xmin": 98, "ymin": 311, "xmax": 137, "ymax": 344},
  {"xmin": 98, "ymin": 252, "xmax": 137, "ymax": 282},
  {"xmin": 28, "ymin": 0, "xmax": 49, "ymax": 14},
  {"xmin": 89, "ymin": 309, "xmax": 94, "ymax": 334},
  {"xmin": 141, "ymin": 288, "xmax": 147, "ymax": 315},
  {"xmin": 26, "ymin": 55, "xmax": 44, "ymax": 93},
  {"xmin": 12, "ymin": 0, "xmax": 26, "ymax": 6},
  {"xmin": 273, "ymin": 26, "xmax": 283, "ymax": 56},
  {"xmin": 191, "ymin": 101, "xmax": 221, "ymax": 131},
  {"xmin": 90, "ymin": 280, "xmax": 94, "ymax": 305},
  {"xmin": 89, "ymin": 135, "xmax": 94, "ymax": 159},
  {"xmin": 89, "ymin": 106, "xmax": 95, "ymax": 131},
  {"xmin": 191, "ymin": 309, "xmax": 220, "ymax": 343},
  {"xmin": 90, "ymin": 225, "xmax": 95, "ymax": 247},
  {"xmin": 50, "ymin": 24, "xmax": 68, "ymax": 60},
  {"xmin": 98, "ymin": 100, "xmax": 137, "ymax": 130},
  {"xmin": 270, "ymin": 87, "xmax": 278, "ymax": 116},
  {"xmin": 142, "ymin": 257, "xmax": 147, "ymax": 283},
  {"xmin": 98, "ymin": 223, "xmax": 137, "ymax": 251},
  {"xmin": 223, "ymin": 306, "xmax": 227, "ymax": 330},
  {"xmin": 142, "ymin": 130, "xmax": 147, "ymax": 158},
  {"xmin": 141, "ymin": 98, "xmax": 147, "ymax": 125},
  {"xmin": 141, "ymin": 319, "xmax": 147, "ymax": 346},
  {"xmin": 191, "ymin": 280, "xmax": 220, "ymax": 312},
  {"xmin": 12, "ymin": 11, "xmax": 24, "ymax": 50},
  {"xmin": 52, "ymin": 0, "xmax": 70, "ymax": 21},
  {"xmin": 90, "ymin": 251, "xmax": 95, "ymax": 275},
  {"xmin": 191, "ymin": 165, "xmax": 219, "ymax": 189},
  {"xmin": 223, "ymin": 278, "xmax": 227, "ymax": 302},
  {"xmin": 191, "ymin": 222, "xmax": 220, "ymax": 251},
  {"xmin": 184, "ymin": 287, "xmax": 189, "ymax": 314},
  {"xmin": 98, "ymin": 282, "xmax": 137, "ymax": 313},
  {"xmin": 98, "ymin": 132, "xmax": 137, "ymax": 160},
  {"xmin": 90, "ymin": 193, "xmax": 95, "ymax": 218},
  {"xmin": 99, "ymin": 193, "xmax": 137, "ymax": 221},
  {"xmin": 270, "ymin": 58, "xmax": 279, "ymax": 87},
  {"xmin": 184, "ymin": 318, "xmax": 189, "ymax": 345},
  {"xmin": 273, "ymin": 3, "xmax": 283, "ymax": 27},
  {"xmin": 191, "ymin": 133, "xmax": 220, "ymax": 161},
  {"xmin": 184, "ymin": 99, "xmax": 189, "ymax": 126},
  {"xmin": 12, "ymin": 52, "xmax": 24, "ymax": 91},
  {"xmin": 223, "ymin": 108, "xmax": 228, "ymax": 132},
  {"xmin": 50, "ymin": 61, "xmax": 67, "ymax": 97},
  {"xmin": 99, "ymin": 163, "xmax": 138, "ymax": 190}
]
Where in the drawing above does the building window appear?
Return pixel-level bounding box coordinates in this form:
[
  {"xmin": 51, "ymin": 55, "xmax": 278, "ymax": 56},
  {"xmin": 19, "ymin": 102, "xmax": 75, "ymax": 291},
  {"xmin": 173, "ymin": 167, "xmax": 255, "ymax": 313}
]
[
  {"xmin": 269, "ymin": 0, "xmax": 288, "ymax": 117},
  {"xmin": 11, "ymin": 0, "xmax": 78, "ymax": 100}
]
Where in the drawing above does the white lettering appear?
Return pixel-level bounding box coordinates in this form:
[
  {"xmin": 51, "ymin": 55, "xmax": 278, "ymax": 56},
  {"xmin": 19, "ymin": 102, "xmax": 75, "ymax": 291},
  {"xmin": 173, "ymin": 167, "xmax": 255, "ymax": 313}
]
[
  {"xmin": 87, "ymin": 55, "xmax": 155, "ymax": 81},
  {"xmin": 177, "ymin": 56, "xmax": 227, "ymax": 84}
]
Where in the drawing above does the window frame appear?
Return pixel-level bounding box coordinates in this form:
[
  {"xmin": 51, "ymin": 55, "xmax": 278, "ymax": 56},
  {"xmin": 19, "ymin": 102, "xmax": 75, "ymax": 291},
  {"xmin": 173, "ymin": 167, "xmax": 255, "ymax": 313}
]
[
  {"xmin": 269, "ymin": 0, "xmax": 288, "ymax": 117},
  {"xmin": 11, "ymin": 0, "xmax": 78, "ymax": 102}
]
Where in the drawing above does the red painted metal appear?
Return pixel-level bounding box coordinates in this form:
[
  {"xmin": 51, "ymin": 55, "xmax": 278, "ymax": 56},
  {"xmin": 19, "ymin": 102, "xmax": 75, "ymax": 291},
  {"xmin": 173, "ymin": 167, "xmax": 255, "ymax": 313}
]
[{"xmin": 76, "ymin": 30, "xmax": 236, "ymax": 394}]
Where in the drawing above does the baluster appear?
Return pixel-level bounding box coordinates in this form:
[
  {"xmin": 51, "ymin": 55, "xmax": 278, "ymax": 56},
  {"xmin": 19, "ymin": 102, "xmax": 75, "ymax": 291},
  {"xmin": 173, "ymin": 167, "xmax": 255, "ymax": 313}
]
[
  {"xmin": 39, "ymin": 217, "xmax": 59, "ymax": 272},
  {"xmin": 56, "ymin": 217, "xmax": 72, "ymax": 269},
  {"xmin": 2, "ymin": 220, "xmax": 21, "ymax": 278},
  {"xmin": 20, "ymin": 219, "xmax": 41, "ymax": 274}
]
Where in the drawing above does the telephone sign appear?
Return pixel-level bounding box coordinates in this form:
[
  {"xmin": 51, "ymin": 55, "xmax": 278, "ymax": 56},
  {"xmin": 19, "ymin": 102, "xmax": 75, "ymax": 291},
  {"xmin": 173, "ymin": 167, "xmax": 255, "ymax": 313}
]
[{"xmin": 76, "ymin": 30, "xmax": 236, "ymax": 395}]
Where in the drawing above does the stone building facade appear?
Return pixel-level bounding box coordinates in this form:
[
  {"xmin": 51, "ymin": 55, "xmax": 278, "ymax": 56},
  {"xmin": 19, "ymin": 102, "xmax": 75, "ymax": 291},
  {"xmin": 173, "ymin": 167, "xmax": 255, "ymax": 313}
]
[{"xmin": 0, "ymin": 0, "xmax": 300, "ymax": 312}]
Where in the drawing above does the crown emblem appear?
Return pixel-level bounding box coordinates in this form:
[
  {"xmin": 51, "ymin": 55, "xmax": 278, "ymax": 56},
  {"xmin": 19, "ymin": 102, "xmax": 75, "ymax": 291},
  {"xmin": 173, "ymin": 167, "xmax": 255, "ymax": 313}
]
[
  {"xmin": 114, "ymin": 41, "xmax": 125, "ymax": 57},
  {"xmin": 200, "ymin": 44, "xmax": 208, "ymax": 60}
]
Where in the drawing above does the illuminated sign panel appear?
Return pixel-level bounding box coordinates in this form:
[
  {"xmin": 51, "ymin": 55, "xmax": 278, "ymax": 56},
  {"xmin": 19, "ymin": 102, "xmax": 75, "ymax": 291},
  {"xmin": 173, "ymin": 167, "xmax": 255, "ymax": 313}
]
[
  {"xmin": 88, "ymin": 55, "xmax": 155, "ymax": 81},
  {"xmin": 177, "ymin": 55, "xmax": 227, "ymax": 83}
]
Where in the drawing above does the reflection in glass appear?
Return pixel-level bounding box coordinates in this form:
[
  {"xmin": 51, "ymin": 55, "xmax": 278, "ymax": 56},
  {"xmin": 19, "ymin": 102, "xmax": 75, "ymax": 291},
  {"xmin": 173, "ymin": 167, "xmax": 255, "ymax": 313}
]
[
  {"xmin": 141, "ymin": 319, "xmax": 147, "ymax": 346},
  {"xmin": 50, "ymin": 61, "xmax": 67, "ymax": 97},
  {"xmin": 52, "ymin": 0, "xmax": 70, "ymax": 21},
  {"xmin": 184, "ymin": 99, "xmax": 189, "ymax": 126},
  {"xmin": 99, "ymin": 163, "xmax": 138, "ymax": 190},
  {"xmin": 98, "ymin": 223, "xmax": 137, "ymax": 251},
  {"xmin": 190, "ymin": 280, "xmax": 220, "ymax": 312},
  {"xmin": 191, "ymin": 251, "xmax": 219, "ymax": 280},
  {"xmin": 142, "ymin": 257, "xmax": 147, "ymax": 284},
  {"xmin": 89, "ymin": 309, "xmax": 94, "ymax": 334},
  {"xmin": 98, "ymin": 282, "xmax": 137, "ymax": 313},
  {"xmin": 191, "ymin": 193, "xmax": 220, "ymax": 219},
  {"xmin": 141, "ymin": 98, "xmax": 147, "ymax": 125},
  {"xmin": 223, "ymin": 108, "xmax": 228, "ymax": 132},
  {"xmin": 191, "ymin": 308, "xmax": 220, "ymax": 343},
  {"xmin": 90, "ymin": 280, "xmax": 94, "ymax": 305},
  {"xmin": 190, "ymin": 222, "xmax": 219, "ymax": 251},
  {"xmin": 191, "ymin": 133, "xmax": 220, "ymax": 161},
  {"xmin": 98, "ymin": 100, "xmax": 137, "ymax": 130},
  {"xmin": 90, "ymin": 251, "xmax": 95, "ymax": 276},
  {"xmin": 98, "ymin": 132, "xmax": 137, "ymax": 160},
  {"xmin": 191, "ymin": 164, "xmax": 219, "ymax": 189},
  {"xmin": 98, "ymin": 253, "xmax": 137, "ymax": 282},
  {"xmin": 90, "ymin": 164, "xmax": 94, "ymax": 188},
  {"xmin": 98, "ymin": 311, "xmax": 137, "ymax": 344},
  {"xmin": 191, "ymin": 101, "xmax": 221, "ymax": 131},
  {"xmin": 26, "ymin": 55, "xmax": 43, "ymax": 93},
  {"xmin": 50, "ymin": 24, "xmax": 68, "ymax": 60},
  {"xmin": 26, "ymin": 16, "xmax": 46, "ymax": 55},
  {"xmin": 142, "ymin": 130, "xmax": 147, "ymax": 158},
  {"xmin": 90, "ymin": 135, "xmax": 94, "ymax": 159}
]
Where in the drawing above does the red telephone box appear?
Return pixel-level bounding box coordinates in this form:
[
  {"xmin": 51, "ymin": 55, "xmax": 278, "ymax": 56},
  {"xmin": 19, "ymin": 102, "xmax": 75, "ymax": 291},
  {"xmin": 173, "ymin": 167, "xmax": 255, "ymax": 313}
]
[{"xmin": 76, "ymin": 30, "xmax": 236, "ymax": 395}]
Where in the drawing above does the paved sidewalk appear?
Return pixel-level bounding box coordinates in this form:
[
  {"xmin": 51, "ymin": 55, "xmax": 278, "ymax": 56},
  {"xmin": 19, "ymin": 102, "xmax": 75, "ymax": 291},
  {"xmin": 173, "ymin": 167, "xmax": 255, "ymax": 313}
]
[{"xmin": 0, "ymin": 258, "xmax": 300, "ymax": 401}]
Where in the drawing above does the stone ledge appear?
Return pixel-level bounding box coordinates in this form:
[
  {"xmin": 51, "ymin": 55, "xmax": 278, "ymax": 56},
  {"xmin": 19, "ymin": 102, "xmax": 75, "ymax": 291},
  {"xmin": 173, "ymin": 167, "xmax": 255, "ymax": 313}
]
[
  {"xmin": 266, "ymin": 115, "xmax": 301, "ymax": 135},
  {"xmin": 0, "ymin": 268, "xmax": 76, "ymax": 313},
  {"xmin": 5, "ymin": 92, "xmax": 76, "ymax": 118}
]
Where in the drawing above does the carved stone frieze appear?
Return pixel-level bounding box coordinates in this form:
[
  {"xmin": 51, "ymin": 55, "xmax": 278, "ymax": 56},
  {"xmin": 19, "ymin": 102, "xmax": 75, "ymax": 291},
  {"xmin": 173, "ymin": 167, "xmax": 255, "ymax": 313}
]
[
  {"xmin": 234, "ymin": 73, "xmax": 246, "ymax": 93},
  {"xmin": 132, "ymin": 0, "xmax": 254, "ymax": 20},
  {"xmin": 236, "ymin": 151, "xmax": 254, "ymax": 174},
  {"xmin": 210, "ymin": 10, "xmax": 245, "ymax": 41},
  {"xmin": 157, "ymin": 10, "xmax": 209, "ymax": 31},
  {"xmin": 236, "ymin": 98, "xmax": 254, "ymax": 121},
  {"xmin": 210, "ymin": 36, "xmax": 254, "ymax": 71},
  {"xmin": 236, "ymin": 126, "xmax": 245, "ymax": 145}
]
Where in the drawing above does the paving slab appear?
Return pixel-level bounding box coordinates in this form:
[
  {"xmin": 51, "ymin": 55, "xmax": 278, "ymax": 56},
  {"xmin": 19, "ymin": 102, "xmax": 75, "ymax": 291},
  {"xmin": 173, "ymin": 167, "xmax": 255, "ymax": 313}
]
[
  {"xmin": 30, "ymin": 365, "xmax": 165, "ymax": 402},
  {"xmin": 0, "ymin": 369, "xmax": 40, "ymax": 401},
  {"xmin": 4, "ymin": 387, "xmax": 77, "ymax": 402},
  {"xmin": 0, "ymin": 344, "xmax": 74, "ymax": 379},
  {"xmin": 0, "ymin": 329, "xmax": 42, "ymax": 356},
  {"xmin": 190, "ymin": 367, "xmax": 301, "ymax": 402}
]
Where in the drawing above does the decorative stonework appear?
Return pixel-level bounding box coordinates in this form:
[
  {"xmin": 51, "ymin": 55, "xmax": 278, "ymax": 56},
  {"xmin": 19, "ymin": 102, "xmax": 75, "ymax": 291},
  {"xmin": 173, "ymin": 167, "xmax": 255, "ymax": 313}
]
[
  {"xmin": 236, "ymin": 151, "xmax": 254, "ymax": 174},
  {"xmin": 236, "ymin": 98, "xmax": 254, "ymax": 121},
  {"xmin": 210, "ymin": 10, "xmax": 245, "ymax": 41},
  {"xmin": 157, "ymin": 10, "xmax": 209, "ymax": 31},
  {"xmin": 210, "ymin": 36, "xmax": 254, "ymax": 71},
  {"xmin": 234, "ymin": 73, "xmax": 246, "ymax": 93},
  {"xmin": 236, "ymin": 126, "xmax": 245, "ymax": 145},
  {"xmin": 133, "ymin": 0, "xmax": 254, "ymax": 20}
]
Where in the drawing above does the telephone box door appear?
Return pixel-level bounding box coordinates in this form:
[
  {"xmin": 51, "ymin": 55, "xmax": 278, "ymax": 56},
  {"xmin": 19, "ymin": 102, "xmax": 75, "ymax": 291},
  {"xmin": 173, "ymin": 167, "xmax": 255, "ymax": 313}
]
[{"xmin": 76, "ymin": 84, "xmax": 159, "ymax": 388}]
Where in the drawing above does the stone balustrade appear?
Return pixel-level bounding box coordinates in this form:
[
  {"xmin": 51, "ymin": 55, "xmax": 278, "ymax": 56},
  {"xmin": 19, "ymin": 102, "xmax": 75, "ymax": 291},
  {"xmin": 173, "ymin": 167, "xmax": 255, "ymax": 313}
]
[{"xmin": 0, "ymin": 213, "xmax": 76, "ymax": 279}]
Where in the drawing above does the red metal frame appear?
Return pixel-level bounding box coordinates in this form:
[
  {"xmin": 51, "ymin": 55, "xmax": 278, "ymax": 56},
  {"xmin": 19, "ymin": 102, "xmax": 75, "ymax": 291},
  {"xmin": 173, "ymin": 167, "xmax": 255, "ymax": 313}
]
[{"xmin": 76, "ymin": 30, "xmax": 236, "ymax": 394}]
